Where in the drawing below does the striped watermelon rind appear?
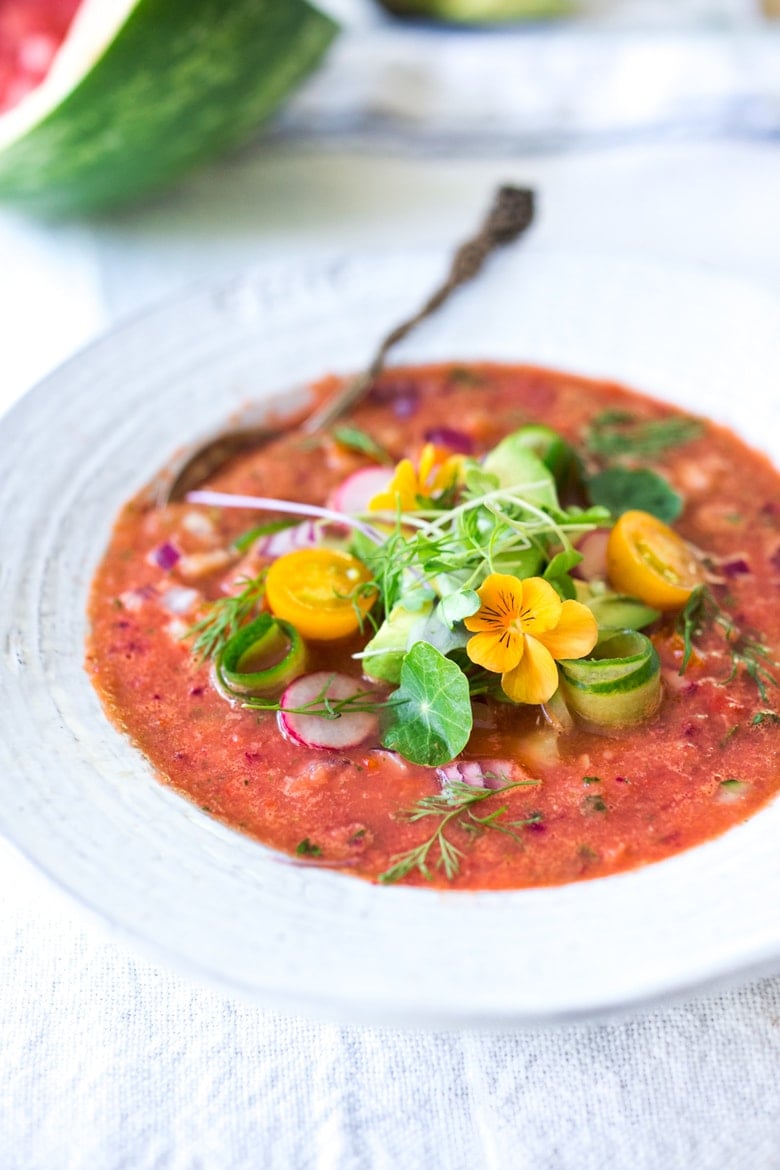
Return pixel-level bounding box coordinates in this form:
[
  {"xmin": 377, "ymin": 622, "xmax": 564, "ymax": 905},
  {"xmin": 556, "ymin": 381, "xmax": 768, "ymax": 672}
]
[
  {"xmin": 377, "ymin": 0, "xmax": 570, "ymax": 19},
  {"xmin": 0, "ymin": 0, "xmax": 338, "ymax": 216}
]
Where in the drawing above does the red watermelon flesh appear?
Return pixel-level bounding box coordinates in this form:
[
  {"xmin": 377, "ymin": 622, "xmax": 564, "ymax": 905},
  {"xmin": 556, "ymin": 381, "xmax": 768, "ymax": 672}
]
[{"xmin": 0, "ymin": 0, "xmax": 81, "ymax": 113}]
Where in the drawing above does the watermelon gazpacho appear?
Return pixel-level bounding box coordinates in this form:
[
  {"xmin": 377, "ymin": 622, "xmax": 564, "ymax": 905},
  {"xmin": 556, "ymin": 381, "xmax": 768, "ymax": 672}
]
[{"xmin": 86, "ymin": 363, "xmax": 780, "ymax": 889}]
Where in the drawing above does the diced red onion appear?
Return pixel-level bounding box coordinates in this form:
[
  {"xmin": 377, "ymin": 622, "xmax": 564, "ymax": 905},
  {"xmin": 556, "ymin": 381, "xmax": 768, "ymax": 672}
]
[
  {"xmin": 393, "ymin": 394, "xmax": 420, "ymax": 420},
  {"xmin": 166, "ymin": 618, "xmax": 190, "ymax": 642},
  {"xmin": 770, "ymin": 546, "xmax": 780, "ymax": 571},
  {"xmin": 160, "ymin": 586, "xmax": 201, "ymax": 615},
  {"xmin": 147, "ymin": 541, "xmax": 181, "ymax": 571},
  {"xmin": 177, "ymin": 549, "xmax": 234, "ymax": 580},
  {"xmin": 721, "ymin": 557, "xmax": 751, "ymax": 578},
  {"xmin": 118, "ymin": 585, "xmax": 156, "ymax": 612},
  {"xmin": 423, "ymin": 427, "xmax": 475, "ymax": 454},
  {"xmin": 181, "ymin": 511, "xmax": 215, "ymax": 539},
  {"xmin": 369, "ymin": 379, "xmax": 421, "ymax": 419},
  {"xmin": 662, "ymin": 668, "xmax": 699, "ymax": 696}
]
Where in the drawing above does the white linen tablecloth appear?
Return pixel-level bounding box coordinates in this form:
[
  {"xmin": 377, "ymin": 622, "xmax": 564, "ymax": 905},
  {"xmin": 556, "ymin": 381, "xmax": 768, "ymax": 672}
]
[{"xmin": 2, "ymin": 12, "xmax": 780, "ymax": 1164}]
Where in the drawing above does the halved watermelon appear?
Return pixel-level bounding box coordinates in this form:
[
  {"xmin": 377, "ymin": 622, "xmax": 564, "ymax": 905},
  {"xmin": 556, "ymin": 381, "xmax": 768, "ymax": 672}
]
[{"xmin": 0, "ymin": 0, "xmax": 337, "ymax": 215}]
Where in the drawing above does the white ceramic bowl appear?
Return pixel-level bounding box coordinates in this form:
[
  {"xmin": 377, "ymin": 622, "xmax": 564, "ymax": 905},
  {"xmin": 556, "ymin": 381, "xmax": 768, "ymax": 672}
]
[{"xmin": 1, "ymin": 248, "xmax": 779, "ymax": 1026}]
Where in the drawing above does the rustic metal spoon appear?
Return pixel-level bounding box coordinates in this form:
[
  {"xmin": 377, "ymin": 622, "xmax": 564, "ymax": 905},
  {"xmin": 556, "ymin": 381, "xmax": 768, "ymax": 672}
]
[{"xmin": 157, "ymin": 185, "xmax": 535, "ymax": 506}]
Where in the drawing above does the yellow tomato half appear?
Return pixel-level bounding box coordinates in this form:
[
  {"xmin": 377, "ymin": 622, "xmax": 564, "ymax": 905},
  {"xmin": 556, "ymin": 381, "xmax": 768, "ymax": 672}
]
[
  {"xmin": 606, "ymin": 510, "xmax": 704, "ymax": 611},
  {"xmin": 265, "ymin": 549, "xmax": 376, "ymax": 640}
]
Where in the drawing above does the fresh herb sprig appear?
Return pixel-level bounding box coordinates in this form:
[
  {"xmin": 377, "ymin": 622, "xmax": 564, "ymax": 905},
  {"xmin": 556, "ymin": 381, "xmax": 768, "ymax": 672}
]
[
  {"xmin": 585, "ymin": 410, "xmax": 703, "ymax": 461},
  {"xmin": 379, "ymin": 779, "xmax": 542, "ymax": 884},
  {"xmin": 185, "ymin": 572, "xmax": 267, "ymax": 663},
  {"xmin": 677, "ymin": 585, "xmax": 779, "ymax": 703},
  {"xmin": 242, "ymin": 676, "xmax": 388, "ymax": 718}
]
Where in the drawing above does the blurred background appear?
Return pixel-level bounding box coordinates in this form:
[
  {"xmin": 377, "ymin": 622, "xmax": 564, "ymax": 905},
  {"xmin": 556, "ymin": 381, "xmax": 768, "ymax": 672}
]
[{"xmin": 0, "ymin": 0, "xmax": 778, "ymax": 413}]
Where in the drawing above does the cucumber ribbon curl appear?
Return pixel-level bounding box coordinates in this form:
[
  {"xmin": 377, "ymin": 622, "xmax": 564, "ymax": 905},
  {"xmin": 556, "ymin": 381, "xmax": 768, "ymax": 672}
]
[
  {"xmin": 558, "ymin": 630, "xmax": 661, "ymax": 729},
  {"xmin": 216, "ymin": 614, "xmax": 305, "ymax": 699}
]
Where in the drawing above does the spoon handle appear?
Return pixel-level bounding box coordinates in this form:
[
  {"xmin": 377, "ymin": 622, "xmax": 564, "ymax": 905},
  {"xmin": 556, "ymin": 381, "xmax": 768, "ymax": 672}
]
[{"xmin": 301, "ymin": 184, "xmax": 535, "ymax": 435}]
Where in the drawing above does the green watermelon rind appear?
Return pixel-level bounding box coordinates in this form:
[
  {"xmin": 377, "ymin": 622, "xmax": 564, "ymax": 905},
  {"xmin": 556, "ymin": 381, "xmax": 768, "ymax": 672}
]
[
  {"xmin": 377, "ymin": 0, "xmax": 571, "ymax": 20},
  {"xmin": 0, "ymin": 0, "xmax": 337, "ymax": 215}
]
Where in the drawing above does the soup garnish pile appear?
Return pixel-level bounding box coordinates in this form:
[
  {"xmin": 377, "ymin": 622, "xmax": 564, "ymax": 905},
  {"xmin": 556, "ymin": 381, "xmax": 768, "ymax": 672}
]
[{"xmin": 87, "ymin": 364, "xmax": 780, "ymax": 889}]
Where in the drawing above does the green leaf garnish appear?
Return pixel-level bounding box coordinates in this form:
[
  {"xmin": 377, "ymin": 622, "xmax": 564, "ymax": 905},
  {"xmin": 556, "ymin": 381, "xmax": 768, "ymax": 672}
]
[
  {"xmin": 585, "ymin": 411, "xmax": 702, "ymax": 460},
  {"xmin": 332, "ymin": 425, "xmax": 393, "ymax": 465},
  {"xmin": 381, "ymin": 642, "xmax": 473, "ymax": 767},
  {"xmin": 544, "ymin": 549, "xmax": 583, "ymax": 579},
  {"xmin": 586, "ymin": 467, "xmax": 682, "ymax": 523},
  {"xmin": 439, "ymin": 589, "xmax": 481, "ymax": 629}
]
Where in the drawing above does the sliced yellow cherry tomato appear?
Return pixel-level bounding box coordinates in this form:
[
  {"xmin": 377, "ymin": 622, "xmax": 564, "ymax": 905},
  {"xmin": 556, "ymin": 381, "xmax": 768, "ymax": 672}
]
[
  {"xmin": 265, "ymin": 549, "xmax": 376, "ymax": 640},
  {"xmin": 606, "ymin": 510, "xmax": 704, "ymax": 611}
]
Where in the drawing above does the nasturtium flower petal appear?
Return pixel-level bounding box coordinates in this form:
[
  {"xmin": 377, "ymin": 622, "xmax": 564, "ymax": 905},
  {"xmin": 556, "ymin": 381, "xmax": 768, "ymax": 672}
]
[
  {"xmin": 534, "ymin": 599, "xmax": 599, "ymax": 660},
  {"xmin": 466, "ymin": 629, "xmax": 524, "ymax": 674},
  {"xmin": 516, "ymin": 576, "xmax": 562, "ymax": 634},
  {"xmin": 464, "ymin": 573, "xmax": 523, "ymax": 634},
  {"xmin": 369, "ymin": 444, "xmax": 462, "ymax": 513},
  {"xmin": 369, "ymin": 460, "xmax": 418, "ymax": 512},
  {"xmin": 501, "ymin": 636, "xmax": 560, "ymax": 705},
  {"xmin": 417, "ymin": 443, "xmax": 438, "ymax": 485},
  {"xmin": 464, "ymin": 573, "xmax": 600, "ymax": 707}
]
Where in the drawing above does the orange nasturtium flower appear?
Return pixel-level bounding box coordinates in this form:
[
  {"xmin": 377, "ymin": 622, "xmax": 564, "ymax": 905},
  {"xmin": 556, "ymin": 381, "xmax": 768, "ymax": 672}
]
[
  {"xmin": 369, "ymin": 443, "xmax": 461, "ymax": 513},
  {"xmin": 464, "ymin": 573, "xmax": 599, "ymax": 705}
]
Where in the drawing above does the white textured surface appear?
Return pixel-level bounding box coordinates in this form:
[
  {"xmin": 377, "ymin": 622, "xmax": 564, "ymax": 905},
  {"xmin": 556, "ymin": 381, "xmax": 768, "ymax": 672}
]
[{"xmin": 5, "ymin": 839, "xmax": 780, "ymax": 1170}]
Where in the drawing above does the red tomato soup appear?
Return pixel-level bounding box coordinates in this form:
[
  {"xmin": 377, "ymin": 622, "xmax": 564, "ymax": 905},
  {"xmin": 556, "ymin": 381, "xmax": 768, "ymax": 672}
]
[{"xmin": 86, "ymin": 364, "xmax": 780, "ymax": 889}]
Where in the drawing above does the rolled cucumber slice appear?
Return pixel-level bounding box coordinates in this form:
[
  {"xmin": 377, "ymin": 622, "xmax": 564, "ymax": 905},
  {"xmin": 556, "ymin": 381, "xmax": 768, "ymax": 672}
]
[{"xmin": 558, "ymin": 630, "xmax": 662, "ymax": 729}]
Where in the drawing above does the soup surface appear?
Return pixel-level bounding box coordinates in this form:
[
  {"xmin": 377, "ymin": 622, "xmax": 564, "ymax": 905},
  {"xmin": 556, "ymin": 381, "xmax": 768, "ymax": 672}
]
[{"xmin": 87, "ymin": 363, "xmax": 780, "ymax": 889}]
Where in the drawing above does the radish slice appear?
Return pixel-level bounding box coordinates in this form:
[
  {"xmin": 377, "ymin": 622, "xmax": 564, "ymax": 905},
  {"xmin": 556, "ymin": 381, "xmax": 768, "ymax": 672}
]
[
  {"xmin": 328, "ymin": 467, "xmax": 393, "ymax": 515},
  {"xmin": 255, "ymin": 521, "xmax": 318, "ymax": 558},
  {"xmin": 573, "ymin": 528, "xmax": 611, "ymax": 581},
  {"xmin": 278, "ymin": 672, "xmax": 380, "ymax": 750}
]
